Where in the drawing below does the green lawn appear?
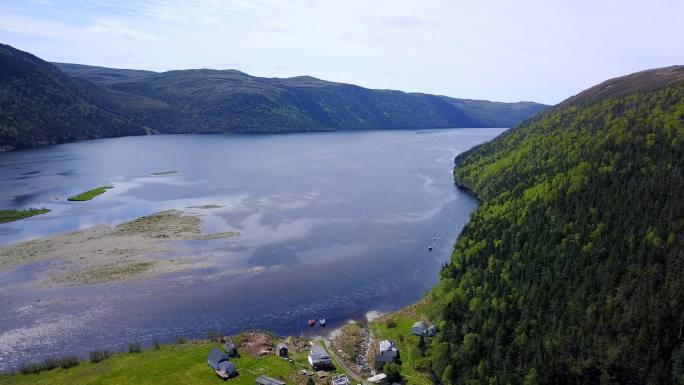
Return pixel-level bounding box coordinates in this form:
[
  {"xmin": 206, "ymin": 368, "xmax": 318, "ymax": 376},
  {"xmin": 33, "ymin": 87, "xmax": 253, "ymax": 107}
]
[
  {"xmin": 0, "ymin": 208, "xmax": 50, "ymax": 223},
  {"xmin": 67, "ymin": 186, "xmax": 113, "ymax": 201},
  {"xmin": 1, "ymin": 341, "xmax": 347, "ymax": 385}
]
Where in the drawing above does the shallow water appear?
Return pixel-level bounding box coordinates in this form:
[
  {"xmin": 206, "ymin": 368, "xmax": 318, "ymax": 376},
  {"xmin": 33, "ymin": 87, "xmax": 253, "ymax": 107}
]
[{"xmin": 0, "ymin": 128, "xmax": 504, "ymax": 371}]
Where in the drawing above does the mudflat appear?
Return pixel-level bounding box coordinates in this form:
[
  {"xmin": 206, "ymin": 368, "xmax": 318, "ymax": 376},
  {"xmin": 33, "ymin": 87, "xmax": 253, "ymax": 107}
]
[{"xmin": 0, "ymin": 210, "xmax": 239, "ymax": 286}]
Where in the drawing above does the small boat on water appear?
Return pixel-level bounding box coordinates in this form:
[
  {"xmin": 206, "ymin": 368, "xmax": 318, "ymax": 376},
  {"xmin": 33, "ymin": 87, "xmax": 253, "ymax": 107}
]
[
  {"xmin": 428, "ymin": 246, "xmax": 433, "ymax": 251},
  {"xmin": 319, "ymin": 318, "xmax": 326, "ymax": 327},
  {"xmin": 308, "ymin": 319, "xmax": 316, "ymax": 327},
  {"xmin": 433, "ymin": 237, "xmax": 437, "ymax": 241}
]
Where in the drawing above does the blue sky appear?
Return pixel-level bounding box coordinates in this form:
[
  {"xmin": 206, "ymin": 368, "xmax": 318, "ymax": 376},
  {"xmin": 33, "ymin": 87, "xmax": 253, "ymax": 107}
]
[{"xmin": 1, "ymin": 0, "xmax": 682, "ymax": 104}]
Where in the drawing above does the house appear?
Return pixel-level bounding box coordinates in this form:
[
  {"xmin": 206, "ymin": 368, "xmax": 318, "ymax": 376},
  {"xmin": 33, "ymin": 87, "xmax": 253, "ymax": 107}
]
[
  {"xmin": 375, "ymin": 339, "xmax": 399, "ymax": 370},
  {"xmin": 308, "ymin": 345, "xmax": 333, "ymax": 370},
  {"xmin": 276, "ymin": 343, "xmax": 288, "ymax": 358},
  {"xmin": 411, "ymin": 321, "xmax": 428, "ymax": 336},
  {"xmin": 332, "ymin": 374, "xmax": 350, "ymax": 385},
  {"xmin": 225, "ymin": 341, "xmax": 238, "ymax": 357},
  {"xmin": 208, "ymin": 347, "xmax": 238, "ymax": 379},
  {"xmin": 256, "ymin": 375, "xmax": 286, "ymax": 385}
]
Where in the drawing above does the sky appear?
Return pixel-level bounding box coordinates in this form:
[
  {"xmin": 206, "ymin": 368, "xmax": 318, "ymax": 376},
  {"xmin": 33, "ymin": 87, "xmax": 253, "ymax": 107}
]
[{"xmin": 0, "ymin": 0, "xmax": 683, "ymax": 104}]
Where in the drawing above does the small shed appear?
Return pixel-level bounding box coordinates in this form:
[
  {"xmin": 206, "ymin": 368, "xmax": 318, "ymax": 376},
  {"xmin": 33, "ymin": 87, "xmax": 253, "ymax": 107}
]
[
  {"xmin": 256, "ymin": 375, "xmax": 286, "ymax": 385},
  {"xmin": 276, "ymin": 343, "xmax": 288, "ymax": 358},
  {"xmin": 308, "ymin": 345, "xmax": 333, "ymax": 370},
  {"xmin": 225, "ymin": 341, "xmax": 238, "ymax": 357},
  {"xmin": 378, "ymin": 340, "xmax": 396, "ymax": 353},
  {"xmin": 411, "ymin": 321, "xmax": 428, "ymax": 336}
]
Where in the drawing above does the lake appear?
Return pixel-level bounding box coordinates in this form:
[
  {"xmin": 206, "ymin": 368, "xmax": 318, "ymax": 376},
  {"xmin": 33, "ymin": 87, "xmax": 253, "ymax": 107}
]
[{"xmin": 0, "ymin": 128, "xmax": 504, "ymax": 371}]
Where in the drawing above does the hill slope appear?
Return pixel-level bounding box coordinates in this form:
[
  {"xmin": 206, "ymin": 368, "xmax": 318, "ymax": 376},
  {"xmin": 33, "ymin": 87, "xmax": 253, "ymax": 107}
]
[
  {"xmin": 55, "ymin": 63, "xmax": 548, "ymax": 134},
  {"xmin": 0, "ymin": 44, "xmax": 155, "ymax": 149},
  {"xmin": 428, "ymin": 67, "xmax": 684, "ymax": 384}
]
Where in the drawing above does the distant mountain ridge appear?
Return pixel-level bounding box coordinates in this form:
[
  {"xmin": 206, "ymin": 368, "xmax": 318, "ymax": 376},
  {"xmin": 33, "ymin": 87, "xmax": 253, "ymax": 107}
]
[{"xmin": 0, "ymin": 43, "xmax": 547, "ymax": 149}]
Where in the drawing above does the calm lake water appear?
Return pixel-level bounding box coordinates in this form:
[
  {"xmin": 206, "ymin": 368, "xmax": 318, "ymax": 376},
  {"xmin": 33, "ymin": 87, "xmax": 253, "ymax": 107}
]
[{"xmin": 0, "ymin": 128, "xmax": 504, "ymax": 371}]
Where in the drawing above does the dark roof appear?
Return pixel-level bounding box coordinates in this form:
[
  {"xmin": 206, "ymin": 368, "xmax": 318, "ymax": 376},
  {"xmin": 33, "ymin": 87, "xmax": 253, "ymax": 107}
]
[
  {"xmin": 375, "ymin": 353, "xmax": 397, "ymax": 363},
  {"xmin": 309, "ymin": 345, "xmax": 331, "ymax": 364},
  {"xmin": 256, "ymin": 375, "xmax": 286, "ymax": 385},
  {"xmin": 218, "ymin": 360, "xmax": 237, "ymax": 374},
  {"xmin": 208, "ymin": 347, "xmax": 229, "ymax": 369}
]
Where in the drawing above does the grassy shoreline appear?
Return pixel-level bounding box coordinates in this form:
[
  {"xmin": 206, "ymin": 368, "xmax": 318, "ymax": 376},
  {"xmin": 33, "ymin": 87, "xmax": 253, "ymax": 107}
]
[
  {"xmin": 1, "ymin": 333, "xmax": 347, "ymax": 385},
  {"xmin": 67, "ymin": 186, "xmax": 113, "ymax": 201},
  {"xmin": 0, "ymin": 208, "xmax": 50, "ymax": 223}
]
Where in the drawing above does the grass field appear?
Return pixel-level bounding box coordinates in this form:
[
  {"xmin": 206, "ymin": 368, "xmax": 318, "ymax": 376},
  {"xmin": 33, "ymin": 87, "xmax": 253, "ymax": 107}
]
[
  {"xmin": 67, "ymin": 186, "xmax": 113, "ymax": 201},
  {"xmin": 0, "ymin": 208, "xmax": 50, "ymax": 223},
  {"xmin": 1, "ymin": 341, "xmax": 348, "ymax": 385}
]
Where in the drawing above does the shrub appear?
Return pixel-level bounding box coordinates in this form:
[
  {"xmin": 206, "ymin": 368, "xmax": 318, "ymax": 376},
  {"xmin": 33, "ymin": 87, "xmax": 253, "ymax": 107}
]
[
  {"xmin": 385, "ymin": 318, "xmax": 397, "ymax": 328},
  {"xmin": 154, "ymin": 340, "xmax": 161, "ymax": 350},
  {"xmin": 59, "ymin": 355, "xmax": 80, "ymax": 369},
  {"xmin": 89, "ymin": 350, "xmax": 112, "ymax": 363},
  {"xmin": 19, "ymin": 362, "xmax": 41, "ymax": 374},
  {"xmin": 384, "ymin": 363, "xmax": 403, "ymax": 383},
  {"xmin": 128, "ymin": 342, "xmax": 142, "ymax": 353},
  {"xmin": 41, "ymin": 357, "xmax": 59, "ymax": 370},
  {"xmin": 175, "ymin": 337, "xmax": 187, "ymax": 345}
]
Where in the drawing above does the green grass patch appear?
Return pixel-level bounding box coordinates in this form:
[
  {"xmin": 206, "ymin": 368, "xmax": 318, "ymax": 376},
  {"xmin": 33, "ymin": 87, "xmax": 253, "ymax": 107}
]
[
  {"xmin": 1, "ymin": 340, "xmax": 350, "ymax": 385},
  {"xmin": 0, "ymin": 208, "xmax": 50, "ymax": 223},
  {"xmin": 67, "ymin": 186, "xmax": 113, "ymax": 201}
]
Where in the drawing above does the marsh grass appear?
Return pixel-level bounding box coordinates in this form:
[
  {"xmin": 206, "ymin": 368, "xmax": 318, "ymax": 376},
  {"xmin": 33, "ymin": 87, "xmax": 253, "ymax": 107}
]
[{"xmin": 67, "ymin": 186, "xmax": 113, "ymax": 201}]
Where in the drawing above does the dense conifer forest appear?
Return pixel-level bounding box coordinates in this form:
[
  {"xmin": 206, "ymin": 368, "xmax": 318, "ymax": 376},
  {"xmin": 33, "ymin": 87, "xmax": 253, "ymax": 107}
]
[{"xmin": 427, "ymin": 67, "xmax": 684, "ymax": 385}]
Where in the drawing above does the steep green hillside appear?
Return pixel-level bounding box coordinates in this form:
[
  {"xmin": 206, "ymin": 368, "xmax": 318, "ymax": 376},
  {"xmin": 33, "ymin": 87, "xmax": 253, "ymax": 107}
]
[
  {"xmin": 0, "ymin": 44, "xmax": 153, "ymax": 149},
  {"xmin": 429, "ymin": 67, "xmax": 684, "ymax": 384},
  {"xmin": 57, "ymin": 64, "xmax": 547, "ymax": 134}
]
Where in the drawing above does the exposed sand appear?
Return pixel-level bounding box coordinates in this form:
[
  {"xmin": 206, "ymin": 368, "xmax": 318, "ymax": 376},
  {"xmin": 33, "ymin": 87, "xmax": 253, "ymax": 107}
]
[{"xmin": 0, "ymin": 210, "xmax": 239, "ymax": 286}]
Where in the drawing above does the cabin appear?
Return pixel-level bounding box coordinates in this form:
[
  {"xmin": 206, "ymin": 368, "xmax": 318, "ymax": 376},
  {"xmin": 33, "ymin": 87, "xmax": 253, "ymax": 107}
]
[
  {"xmin": 308, "ymin": 345, "xmax": 333, "ymax": 370},
  {"xmin": 225, "ymin": 341, "xmax": 238, "ymax": 357},
  {"xmin": 276, "ymin": 343, "xmax": 288, "ymax": 358},
  {"xmin": 256, "ymin": 375, "xmax": 286, "ymax": 385},
  {"xmin": 374, "ymin": 339, "xmax": 399, "ymax": 369},
  {"xmin": 332, "ymin": 374, "xmax": 350, "ymax": 385},
  {"xmin": 411, "ymin": 321, "xmax": 437, "ymax": 337},
  {"xmin": 411, "ymin": 321, "xmax": 428, "ymax": 336},
  {"xmin": 208, "ymin": 347, "xmax": 238, "ymax": 379}
]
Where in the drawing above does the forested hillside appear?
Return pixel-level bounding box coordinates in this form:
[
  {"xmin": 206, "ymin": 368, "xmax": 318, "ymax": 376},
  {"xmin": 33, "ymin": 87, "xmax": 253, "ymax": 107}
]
[
  {"xmin": 0, "ymin": 43, "xmax": 547, "ymax": 149},
  {"xmin": 57, "ymin": 65, "xmax": 546, "ymax": 134},
  {"xmin": 0, "ymin": 44, "xmax": 151, "ymax": 149},
  {"xmin": 429, "ymin": 66, "xmax": 684, "ymax": 384}
]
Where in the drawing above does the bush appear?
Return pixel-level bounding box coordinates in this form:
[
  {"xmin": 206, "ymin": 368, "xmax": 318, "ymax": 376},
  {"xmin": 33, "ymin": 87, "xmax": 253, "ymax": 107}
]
[
  {"xmin": 154, "ymin": 340, "xmax": 161, "ymax": 350},
  {"xmin": 59, "ymin": 355, "xmax": 80, "ymax": 369},
  {"xmin": 128, "ymin": 342, "xmax": 142, "ymax": 353},
  {"xmin": 41, "ymin": 357, "xmax": 59, "ymax": 370},
  {"xmin": 19, "ymin": 362, "xmax": 41, "ymax": 374},
  {"xmin": 89, "ymin": 350, "xmax": 112, "ymax": 363},
  {"xmin": 384, "ymin": 363, "xmax": 403, "ymax": 383},
  {"xmin": 385, "ymin": 318, "xmax": 397, "ymax": 328},
  {"xmin": 175, "ymin": 337, "xmax": 187, "ymax": 345}
]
